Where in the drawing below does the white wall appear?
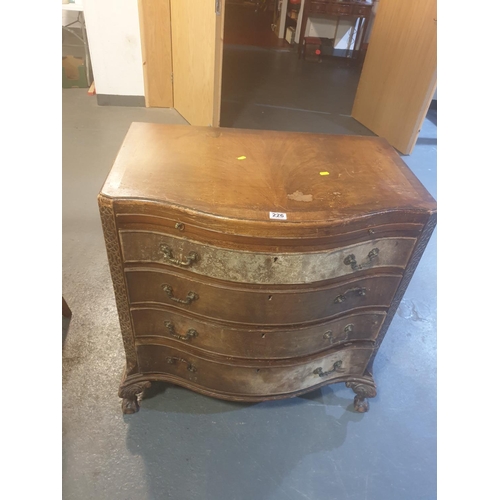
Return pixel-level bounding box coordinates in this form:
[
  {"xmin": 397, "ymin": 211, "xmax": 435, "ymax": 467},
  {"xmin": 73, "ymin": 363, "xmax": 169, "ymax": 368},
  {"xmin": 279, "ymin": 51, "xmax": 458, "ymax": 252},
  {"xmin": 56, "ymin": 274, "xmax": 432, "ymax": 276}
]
[
  {"xmin": 301, "ymin": 18, "xmax": 355, "ymax": 49},
  {"xmin": 82, "ymin": 0, "xmax": 144, "ymax": 96},
  {"xmin": 62, "ymin": 2, "xmax": 85, "ymax": 35},
  {"xmin": 62, "ymin": 11, "xmax": 79, "ymax": 26}
]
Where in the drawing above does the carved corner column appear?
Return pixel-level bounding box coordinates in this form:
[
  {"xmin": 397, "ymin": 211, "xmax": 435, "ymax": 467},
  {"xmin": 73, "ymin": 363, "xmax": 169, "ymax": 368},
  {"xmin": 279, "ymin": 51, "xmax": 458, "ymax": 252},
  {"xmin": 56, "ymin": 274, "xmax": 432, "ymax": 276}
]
[
  {"xmin": 365, "ymin": 211, "xmax": 437, "ymax": 377},
  {"xmin": 98, "ymin": 195, "xmax": 144, "ymax": 411}
]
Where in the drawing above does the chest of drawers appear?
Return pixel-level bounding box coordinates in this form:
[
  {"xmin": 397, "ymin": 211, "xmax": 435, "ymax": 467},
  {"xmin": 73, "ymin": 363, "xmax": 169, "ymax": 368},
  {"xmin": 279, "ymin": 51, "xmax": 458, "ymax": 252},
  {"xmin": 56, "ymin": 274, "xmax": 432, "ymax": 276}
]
[{"xmin": 98, "ymin": 123, "xmax": 436, "ymax": 414}]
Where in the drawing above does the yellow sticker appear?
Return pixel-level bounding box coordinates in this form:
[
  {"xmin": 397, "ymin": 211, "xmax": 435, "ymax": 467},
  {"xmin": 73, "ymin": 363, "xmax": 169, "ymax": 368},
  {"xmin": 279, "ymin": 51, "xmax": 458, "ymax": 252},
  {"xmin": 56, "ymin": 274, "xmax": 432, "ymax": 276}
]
[
  {"xmin": 320, "ymin": 171, "xmax": 330, "ymax": 176},
  {"xmin": 237, "ymin": 156, "xmax": 247, "ymax": 160}
]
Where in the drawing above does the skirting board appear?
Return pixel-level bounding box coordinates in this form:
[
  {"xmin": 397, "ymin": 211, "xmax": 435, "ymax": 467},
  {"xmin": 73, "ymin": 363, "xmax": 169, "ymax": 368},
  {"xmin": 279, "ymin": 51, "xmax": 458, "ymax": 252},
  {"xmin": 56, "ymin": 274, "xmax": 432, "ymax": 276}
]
[{"xmin": 97, "ymin": 94, "xmax": 146, "ymax": 107}]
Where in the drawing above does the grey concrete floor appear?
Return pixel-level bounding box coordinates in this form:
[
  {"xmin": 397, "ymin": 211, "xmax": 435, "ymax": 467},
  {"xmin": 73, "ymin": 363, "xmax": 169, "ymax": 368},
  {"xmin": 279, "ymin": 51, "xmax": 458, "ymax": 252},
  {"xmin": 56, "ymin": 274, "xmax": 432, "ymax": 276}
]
[{"xmin": 63, "ymin": 46, "xmax": 437, "ymax": 500}]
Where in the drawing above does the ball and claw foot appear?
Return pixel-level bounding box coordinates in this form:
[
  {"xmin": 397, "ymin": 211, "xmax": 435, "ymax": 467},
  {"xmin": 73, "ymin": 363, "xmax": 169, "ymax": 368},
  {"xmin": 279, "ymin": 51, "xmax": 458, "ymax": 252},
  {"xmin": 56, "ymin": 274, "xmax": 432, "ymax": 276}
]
[
  {"xmin": 353, "ymin": 395, "xmax": 370, "ymax": 413},
  {"xmin": 122, "ymin": 396, "xmax": 140, "ymax": 414},
  {"xmin": 118, "ymin": 381, "xmax": 151, "ymax": 415},
  {"xmin": 346, "ymin": 380, "xmax": 377, "ymax": 413}
]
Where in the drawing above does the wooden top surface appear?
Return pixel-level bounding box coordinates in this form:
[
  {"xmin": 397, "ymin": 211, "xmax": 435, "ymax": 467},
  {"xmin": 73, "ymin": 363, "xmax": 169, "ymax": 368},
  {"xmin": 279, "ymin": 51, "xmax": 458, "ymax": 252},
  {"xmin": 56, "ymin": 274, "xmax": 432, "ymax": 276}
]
[{"xmin": 100, "ymin": 123, "xmax": 435, "ymax": 223}]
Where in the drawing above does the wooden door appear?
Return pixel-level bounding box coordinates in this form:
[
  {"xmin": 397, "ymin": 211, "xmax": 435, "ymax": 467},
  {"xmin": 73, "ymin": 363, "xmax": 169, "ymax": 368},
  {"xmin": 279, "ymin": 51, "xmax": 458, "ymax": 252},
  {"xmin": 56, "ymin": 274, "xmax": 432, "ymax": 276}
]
[
  {"xmin": 170, "ymin": 0, "xmax": 225, "ymax": 126},
  {"xmin": 351, "ymin": 0, "xmax": 437, "ymax": 155},
  {"xmin": 138, "ymin": 0, "xmax": 174, "ymax": 108}
]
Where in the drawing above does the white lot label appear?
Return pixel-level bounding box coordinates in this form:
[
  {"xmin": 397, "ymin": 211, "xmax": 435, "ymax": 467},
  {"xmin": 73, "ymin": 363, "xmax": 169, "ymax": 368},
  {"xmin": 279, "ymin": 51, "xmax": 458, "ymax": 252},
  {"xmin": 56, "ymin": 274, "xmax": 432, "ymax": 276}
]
[{"xmin": 269, "ymin": 212, "xmax": 287, "ymax": 220}]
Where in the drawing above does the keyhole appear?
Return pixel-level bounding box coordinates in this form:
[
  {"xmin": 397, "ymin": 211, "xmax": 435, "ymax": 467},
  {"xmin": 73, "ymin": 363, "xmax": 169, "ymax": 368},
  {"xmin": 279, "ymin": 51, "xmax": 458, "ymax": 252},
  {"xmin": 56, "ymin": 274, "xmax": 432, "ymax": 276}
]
[
  {"xmin": 256, "ymin": 369, "xmax": 260, "ymax": 373},
  {"xmin": 268, "ymin": 295, "xmax": 273, "ymax": 301},
  {"xmin": 261, "ymin": 333, "xmax": 266, "ymax": 338},
  {"xmin": 273, "ymin": 257, "xmax": 278, "ymax": 262}
]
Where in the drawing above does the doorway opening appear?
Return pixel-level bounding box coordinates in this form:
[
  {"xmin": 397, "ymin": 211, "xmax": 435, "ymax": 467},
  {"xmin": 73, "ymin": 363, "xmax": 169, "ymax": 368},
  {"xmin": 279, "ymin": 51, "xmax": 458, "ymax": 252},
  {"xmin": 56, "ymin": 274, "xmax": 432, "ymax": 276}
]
[
  {"xmin": 162, "ymin": 0, "xmax": 435, "ymax": 154},
  {"xmin": 220, "ymin": 0, "xmax": 374, "ymax": 136}
]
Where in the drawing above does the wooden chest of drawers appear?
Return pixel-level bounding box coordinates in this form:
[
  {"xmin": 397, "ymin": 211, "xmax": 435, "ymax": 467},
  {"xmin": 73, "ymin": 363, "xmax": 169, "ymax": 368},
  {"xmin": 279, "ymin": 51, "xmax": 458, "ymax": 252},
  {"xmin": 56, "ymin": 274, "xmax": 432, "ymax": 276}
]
[{"xmin": 98, "ymin": 123, "xmax": 436, "ymax": 414}]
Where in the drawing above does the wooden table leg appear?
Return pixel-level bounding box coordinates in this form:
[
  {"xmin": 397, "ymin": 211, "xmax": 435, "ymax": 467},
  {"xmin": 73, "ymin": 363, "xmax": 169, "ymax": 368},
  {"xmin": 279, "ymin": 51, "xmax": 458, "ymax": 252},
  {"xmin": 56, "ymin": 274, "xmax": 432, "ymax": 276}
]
[
  {"xmin": 298, "ymin": 1, "xmax": 310, "ymax": 59},
  {"xmin": 357, "ymin": 15, "xmax": 370, "ymax": 59}
]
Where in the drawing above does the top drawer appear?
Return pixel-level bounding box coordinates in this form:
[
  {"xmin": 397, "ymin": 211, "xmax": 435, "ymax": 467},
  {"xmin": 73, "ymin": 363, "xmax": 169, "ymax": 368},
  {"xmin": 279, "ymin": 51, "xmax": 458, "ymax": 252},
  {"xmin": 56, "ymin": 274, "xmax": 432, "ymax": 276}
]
[
  {"xmin": 352, "ymin": 6, "xmax": 371, "ymax": 16},
  {"xmin": 119, "ymin": 231, "xmax": 415, "ymax": 285},
  {"xmin": 310, "ymin": 2, "xmax": 353, "ymax": 16},
  {"xmin": 326, "ymin": 4, "xmax": 352, "ymax": 15},
  {"xmin": 310, "ymin": 2, "xmax": 328, "ymax": 14}
]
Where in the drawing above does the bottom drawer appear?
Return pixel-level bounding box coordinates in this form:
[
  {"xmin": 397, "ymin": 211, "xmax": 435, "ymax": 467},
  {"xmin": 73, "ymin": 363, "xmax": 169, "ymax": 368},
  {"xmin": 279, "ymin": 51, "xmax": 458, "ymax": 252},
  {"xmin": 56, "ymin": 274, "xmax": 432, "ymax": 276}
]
[{"xmin": 136, "ymin": 344, "xmax": 372, "ymax": 397}]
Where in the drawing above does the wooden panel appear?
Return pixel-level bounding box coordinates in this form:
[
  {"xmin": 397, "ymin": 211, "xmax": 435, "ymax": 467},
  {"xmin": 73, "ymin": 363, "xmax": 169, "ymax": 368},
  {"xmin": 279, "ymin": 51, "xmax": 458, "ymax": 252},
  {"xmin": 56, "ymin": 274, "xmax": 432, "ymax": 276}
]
[
  {"xmin": 170, "ymin": 0, "xmax": 224, "ymax": 126},
  {"xmin": 351, "ymin": 0, "xmax": 437, "ymax": 155},
  {"xmin": 137, "ymin": 0, "xmax": 173, "ymax": 108}
]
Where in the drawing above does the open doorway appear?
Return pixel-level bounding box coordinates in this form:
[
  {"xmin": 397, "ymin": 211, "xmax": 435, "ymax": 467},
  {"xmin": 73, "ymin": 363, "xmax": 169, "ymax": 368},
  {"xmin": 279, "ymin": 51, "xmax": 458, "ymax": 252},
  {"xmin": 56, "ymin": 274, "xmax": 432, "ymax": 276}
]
[
  {"xmin": 224, "ymin": 0, "xmax": 291, "ymax": 48},
  {"xmin": 160, "ymin": 0, "xmax": 435, "ymax": 154},
  {"xmin": 220, "ymin": 0, "xmax": 375, "ymax": 135}
]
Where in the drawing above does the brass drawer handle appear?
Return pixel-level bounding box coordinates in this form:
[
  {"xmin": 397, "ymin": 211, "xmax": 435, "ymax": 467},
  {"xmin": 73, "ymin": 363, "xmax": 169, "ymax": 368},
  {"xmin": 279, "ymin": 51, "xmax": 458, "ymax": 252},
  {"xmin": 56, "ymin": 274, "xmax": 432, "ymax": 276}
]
[
  {"xmin": 323, "ymin": 323, "xmax": 353, "ymax": 342},
  {"xmin": 313, "ymin": 360, "xmax": 345, "ymax": 378},
  {"xmin": 344, "ymin": 247, "xmax": 379, "ymax": 271},
  {"xmin": 159, "ymin": 244, "xmax": 198, "ymax": 267},
  {"xmin": 164, "ymin": 321, "xmax": 198, "ymax": 341},
  {"xmin": 334, "ymin": 287, "xmax": 366, "ymax": 304},
  {"xmin": 166, "ymin": 356, "xmax": 197, "ymax": 373},
  {"xmin": 162, "ymin": 285, "xmax": 199, "ymax": 305}
]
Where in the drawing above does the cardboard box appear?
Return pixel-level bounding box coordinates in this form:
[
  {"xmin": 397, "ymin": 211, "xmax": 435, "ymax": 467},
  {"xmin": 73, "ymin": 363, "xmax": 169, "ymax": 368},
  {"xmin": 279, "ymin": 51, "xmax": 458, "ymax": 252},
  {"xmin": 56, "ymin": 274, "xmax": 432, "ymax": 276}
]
[
  {"xmin": 304, "ymin": 36, "xmax": 322, "ymax": 62},
  {"xmin": 62, "ymin": 55, "xmax": 88, "ymax": 88}
]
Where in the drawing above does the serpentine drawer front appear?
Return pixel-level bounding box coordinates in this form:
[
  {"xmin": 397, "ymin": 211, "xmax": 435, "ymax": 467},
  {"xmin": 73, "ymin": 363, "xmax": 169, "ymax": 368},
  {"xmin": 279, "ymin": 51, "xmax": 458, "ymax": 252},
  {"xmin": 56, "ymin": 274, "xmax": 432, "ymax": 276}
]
[
  {"xmin": 131, "ymin": 308, "xmax": 386, "ymax": 359},
  {"xmin": 119, "ymin": 231, "xmax": 416, "ymax": 284},
  {"xmin": 98, "ymin": 123, "xmax": 436, "ymax": 414},
  {"xmin": 125, "ymin": 268, "xmax": 401, "ymax": 325},
  {"xmin": 135, "ymin": 344, "xmax": 374, "ymax": 399}
]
